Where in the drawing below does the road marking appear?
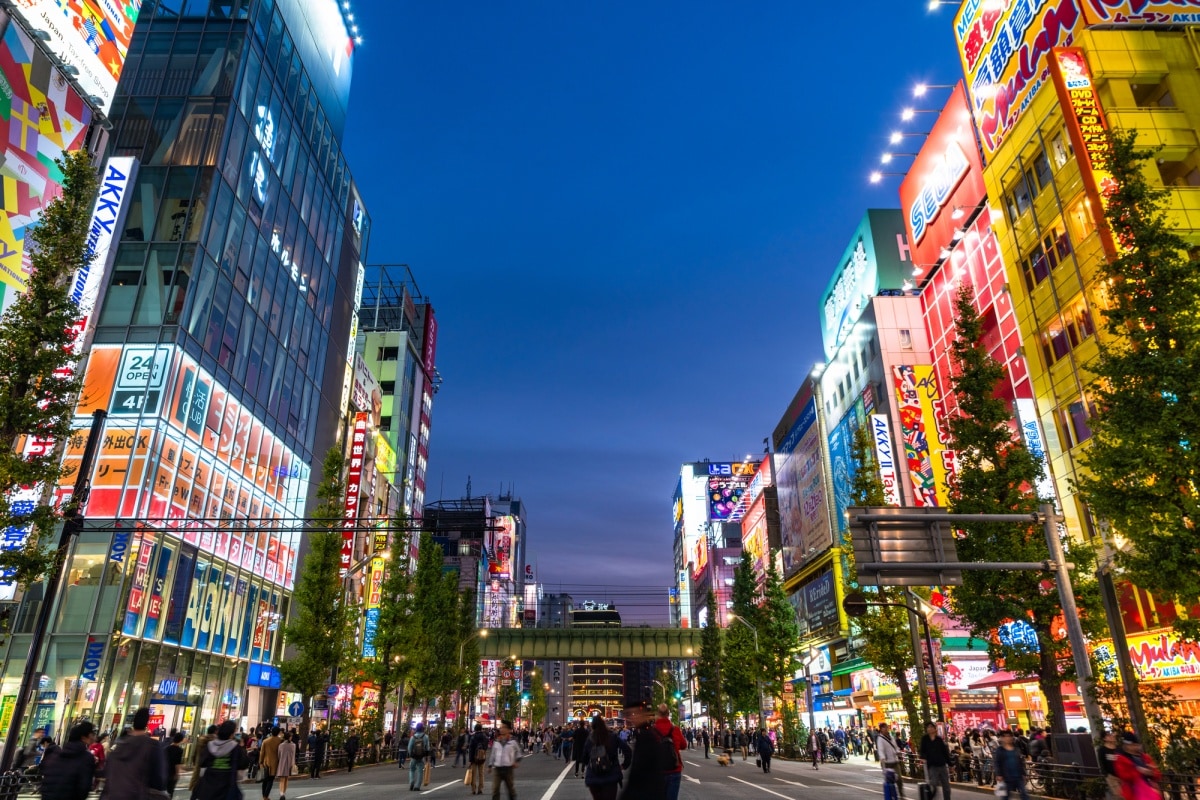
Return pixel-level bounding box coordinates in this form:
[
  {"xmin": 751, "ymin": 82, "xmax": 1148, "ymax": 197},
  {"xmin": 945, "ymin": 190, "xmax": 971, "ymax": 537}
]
[
  {"xmin": 775, "ymin": 778, "xmax": 807, "ymax": 787},
  {"xmin": 538, "ymin": 761, "xmax": 575, "ymax": 800},
  {"xmin": 296, "ymin": 782, "xmax": 363, "ymax": 798},
  {"xmin": 421, "ymin": 780, "xmax": 458, "ymax": 795},
  {"xmin": 818, "ymin": 777, "xmax": 885, "ymax": 794},
  {"xmin": 685, "ymin": 760, "xmax": 703, "ymax": 768},
  {"xmin": 728, "ymin": 775, "xmax": 794, "ymax": 799},
  {"xmin": 683, "ymin": 775, "xmax": 701, "ymax": 784}
]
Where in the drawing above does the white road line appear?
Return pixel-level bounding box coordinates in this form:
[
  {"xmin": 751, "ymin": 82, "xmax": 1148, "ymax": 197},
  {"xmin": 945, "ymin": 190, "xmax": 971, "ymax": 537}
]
[
  {"xmin": 818, "ymin": 777, "xmax": 885, "ymax": 794},
  {"xmin": 421, "ymin": 780, "xmax": 458, "ymax": 795},
  {"xmin": 296, "ymin": 782, "xmax": 363, "ymax": 798},
  {"xmin": 683, "ymin": 775, "xmax": 701, "ymax": 784},
  {"xmin": 775, "ymin": 778, "xmax": 808, "ymax": 787},
  {"xmin": 685, "ymin": 760, "xmax": 703, "ymax": 768},
  {"xmin": 538, "ymin": 761, "xmax": 575, "ymax": 800},
  {"xmin": 728, "ymin": 775, "xmax": 795, "ymax": 799}
]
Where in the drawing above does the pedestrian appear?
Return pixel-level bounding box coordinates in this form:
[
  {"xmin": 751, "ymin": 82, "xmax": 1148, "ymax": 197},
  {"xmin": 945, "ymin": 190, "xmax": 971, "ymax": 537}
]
[
  {"xmin": 583, "ymin": 716, "xmax": 631, "ymax": 800},
  {"xmin": 258, "ymin": 727, "xmax": 282, "ymax": 800},
  {"xmin": 100, "ymin": 708, "xmax": 168, "ymax": 800},
  {"xmin": 193, "ymin": 721, "xmax": 249, "ymax": 800},
  {"xmin": 652, "ymin": 704, "xmax": 686, "ymax": 800},
  {"xmin": 809, "ymin": 730, "xmax": 821, "ymax": 770},
  {"xmin": 467, "ymin": 724, "xmax": 490, "ymax": 796},
  {"xmin": 40, "ymin": 721, "xmax": 96, "ymax": 800},
  {"xmin": 618, "ymin": 702, "xmax": 665, "ymax": 800},
  {"xmin": 994, "ymin": 729, "xmax": 1029, "ymax": 800},
  {"xmin": 1098, "ymin": 732, "xmax": 1123, "ymax": 800},
  {"xmin": 572, "ymin": 720, "xmax": 589, "ymax": 777},
  {"xmin": 90, "ymin": 731, "xmax": 109, "ymax": 792},
  {"xmin": 165, "ymin": 733, "xmax": 185, "ymax": 797},
  {"xmin": 343, "ymin": 731, "xmax": 359, "ymax": 773},
  {"xmin": 920, "ymin": 723, "xmax": 952, "ymax": 800},
  {"xmin": 486, "ymin": 721, "xmax": 521, "ymax": 800},
  {"xmin": 407, "ymin": 723, "xmax": 431, "ymax": 791},
  {"xmin": 757, "ymin": 730, "xmax": 774, "ymax": 774},
  {"xmin": 455, "ymin": 728, "xmax": 469, "ymax": 767},
  {"xmin": 876, "ymin": 723, "xmax": 905, "ymax": 799},
  {"xmin": 276, "ymin": 733, "xmax": 296, "ymax": 800},
  {"xmin": 701, "ymin": 728, "xmax": 710, "ymax": 759},
  {"xmin": 1114, "ymin": 733, "xmax": 1162, "ymax": 800}
]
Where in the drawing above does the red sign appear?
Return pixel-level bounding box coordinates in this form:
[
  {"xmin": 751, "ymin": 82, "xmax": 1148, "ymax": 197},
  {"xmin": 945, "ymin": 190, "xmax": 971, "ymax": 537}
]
[
  {"xmin": 340, "ymin": 412, "xmax": 369, "ymax": 577},
  {"xmin": 899, "ymin": 83, "xmax": 988, "ymax": 279},
  {"xmin": 421, "ymin": 305, "xmax": 438, "ymax": 377}
]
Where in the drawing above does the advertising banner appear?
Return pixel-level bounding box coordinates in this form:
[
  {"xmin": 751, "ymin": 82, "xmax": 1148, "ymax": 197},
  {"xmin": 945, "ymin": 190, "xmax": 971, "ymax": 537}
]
[
  {"xmin": 899, "ymin": 83, "xmax": 987, "ymax": 278},
  {"xmin": 954, "ymin": 0, "xmax": 1084, "ymax": 159},
  {"xmin": 340, "ymin": 412, "xmax": 369, "ymax": 577},
  {"xmin": 1014, "ymin": 398, "xmax": 1057, "ymax": 503},
  {"xmin": 1048, "ymin": 47, "xmax": 1118, "ymax": 258},
  {"xmin": 741, "ymin": 495, "xmax": 769, "ymax": 585},
  {"xmin": 892, "ymin": 365, "xmax": 955, "ymax": 507},
  {"xmin": 827, "ymin": 403, "xmax": 862, "ymax": 532},
  {"xmin": 71, "ymin": 157, "xmax": 137, "ymax": 353},
  {"xmin": 707, "ymin": 474, "xmax": 750, "ymax": 522},
  {"xmin": 487, "ymin": 515, "xmax": 515, "ymax": 580},
  {"xmin": 801, "ymin": 569, "xmax": 839, "ymax": 633},
  {"xmin": 776, "ymin": 398, "xmax": 832, "ymax": 576},
  {"xmin": 0, "ymin": 15, "xmax": 93, "ymax": 311},
  {"xmin": 1095, "ymin": 629, "xmax": 1200, "ymax": 682},
  {"xmin": 1080, "ymin": 0, "xmax": 1200, "ymax": 25},
  {"xmin": 870, "ymin": 414, "xmax": 901, "ymax": 506}
]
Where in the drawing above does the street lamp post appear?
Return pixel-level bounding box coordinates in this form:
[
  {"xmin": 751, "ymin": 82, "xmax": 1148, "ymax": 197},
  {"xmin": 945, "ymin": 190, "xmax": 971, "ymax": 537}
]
[
  {"xmin": 457, "ymin": 630, "xmax": 488, "ymax": 724},
  {"xmin": 729, "ymin": 614, "xmax": 765, "ymax": 729},
  {"xmin": 652, "ymin": 679, "xmax": 667, "ymax": 706}
]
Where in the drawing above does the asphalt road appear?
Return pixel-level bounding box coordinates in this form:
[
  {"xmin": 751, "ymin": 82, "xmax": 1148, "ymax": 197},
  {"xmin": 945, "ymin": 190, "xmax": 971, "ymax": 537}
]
[{"xmin": 266, "ymin": 748, "xmax": 1000, "ymax": 800}]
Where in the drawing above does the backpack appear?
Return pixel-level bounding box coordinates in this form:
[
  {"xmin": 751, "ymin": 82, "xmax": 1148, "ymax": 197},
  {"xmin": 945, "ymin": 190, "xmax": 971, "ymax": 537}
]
[
  {"xmin": 657, "ymin": 727, "xmax": 682, "ymax": 772},
  {"xmin": 411, "ymin": 735, "xmax": 427, "ymax": 760},
  {"xmin": 589, "ymin": 740, "xmax": 613, "ymax": 776}
]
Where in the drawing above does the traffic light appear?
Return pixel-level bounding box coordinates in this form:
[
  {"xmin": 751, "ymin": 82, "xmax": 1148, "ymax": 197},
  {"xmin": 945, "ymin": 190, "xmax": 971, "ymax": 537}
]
[{"xmin": 673, "ymin": 692, "xmax": 682, "ymax": 700}]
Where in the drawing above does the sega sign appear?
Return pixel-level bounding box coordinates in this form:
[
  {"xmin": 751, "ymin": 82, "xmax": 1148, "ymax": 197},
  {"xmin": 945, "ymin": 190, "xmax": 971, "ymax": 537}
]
[{"xmin": 909, "ymin": 142, "xmax": 970, "ymax": 244}]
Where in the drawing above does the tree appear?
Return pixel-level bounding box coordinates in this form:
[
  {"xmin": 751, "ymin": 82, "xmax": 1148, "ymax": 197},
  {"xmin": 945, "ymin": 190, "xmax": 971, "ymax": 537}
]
[
  {"xmin": 722, "ymin": 552, "xmax": 761, "ymax": 722},
  {"xmin": 526, "ymin": 672, "xmax": 548, "ymax": 728},
  {"xmin": 760, "ymin": 554, "xmax": 799, "ymax": 748},
  {"xmin": 453, "ymin": 588, "xmax": 481, "ymax": 721},
  {"xmin": 850, "ymin": 422, "xmax": 888, "ymax": 508},
  {"xmin": 359, "ymin": 522, "xmax": 417, "ymax": 736},
  {"xmin": 1075, "ymin": 130, "xmax": 1200, "ymax": 638},
  {"xmin": 0, "ymin": 151, "xmax": 98, "ymax": 590},
  {"xmin": 408, "ymin": 533, "xmax": 462, "ymax": 722},
  {"xmin": 280, "ymin": 447, "xmax": 356, "ymax": 724},
  {"xmin": 494, "ymin": 658, "xmax": 521, "ymax": 723},
  {"xmin": 945, "ymin": 283, "xmax": 1102, "ymax": 734},
  {"xmin": 695, "ymin": 590, "xmax": 724, "ymax": 728}
]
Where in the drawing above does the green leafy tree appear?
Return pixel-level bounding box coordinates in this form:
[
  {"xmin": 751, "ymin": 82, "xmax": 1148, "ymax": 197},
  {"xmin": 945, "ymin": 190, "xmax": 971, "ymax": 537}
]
[
  {"xmin": 495, "ymin": 658, "xmax": 521, "ymax": 722},
  {"xmin": 945, "ymin": 283, "xmax": 1102, "ymax": 734},
  {"xmin": 526, "ymin": 671, "xmax": 548, "ymax": 728},
  {"xmin": 359, "ymin": 524, "xmax": 416, "ymax": 737},
  {"xmin": 722, "ymin": 552, "xmax": 761, "ymax": 722},
  {"xmin": 695, "ymin": 590, "xmax": 725, "ymax": 728},
  {"xmin": 408, "ymin": 533, "xmax": 461, "ymax": 720},
  {"xmin": 760, "ymin": 554, "xmax": 799, "ymax": 747},
  {"xmin": 0, "ymin": 152, "xmax": 98, "ymax": 590},
  {"xmin": 1076, "ymin": 130, "xmax": 1200, "ymax": 639},
  {"xmin": 280, "ymin": 447, "xmax": 356, "ymax": 729},
  {"xmin": 453, "ymin": 588, "xmax": 481, "ymax": 721},
  {"xmin": 843, "ymin": 418, "xmax": 927, "ymax": 735}
]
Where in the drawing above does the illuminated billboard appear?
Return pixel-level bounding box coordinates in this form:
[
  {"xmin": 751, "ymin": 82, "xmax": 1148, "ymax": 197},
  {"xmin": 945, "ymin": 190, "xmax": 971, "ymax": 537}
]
[
  {"xmin": 9, "ymin": 0, "xmax": 138, "ymax": 114},
  {"xmin": 0, "ymin": 13, "xmax": 93, "ymax": 311},
  {"xmin": 1080, "ymin": 0, "xmax": 1200, "ymax": 24},
  {"xmin": 775, "ymin": 398, "xmax": 832, "ymax": 577},
  {"xmin": 487, "ymin": 515, "xmax": 515, "ymax": 581},
  {"xmin": 63, "ymin": 343, "xmax": 309, "ymax": 589},
  {"xmin": 899, "ymin": 83, "xmax": 987, "ymax": 277},
  {"xmin": 819, "ymin": 210, "xmax": 911, "ymax": 359},
  {"xmin": 340, "ymin": 413, "xmax": 368, "ymax": 577},
  {"xmin": 892, "ymin": 365, "xmax": 955, "ymax": 508},
  {"xmin": 741, "ymin": 495, "xmax": 769, "ymax": 584},
  {"xmin": 954, "ymin": 0, "xmax": 1084, "ymax": 160},
  {"xmin": 705, "ymin": 462, "xmax": 754, "ymax": 522},
  {"xmin": 827, "ymin": 402, "xmax": 865, "ymax": 531}
]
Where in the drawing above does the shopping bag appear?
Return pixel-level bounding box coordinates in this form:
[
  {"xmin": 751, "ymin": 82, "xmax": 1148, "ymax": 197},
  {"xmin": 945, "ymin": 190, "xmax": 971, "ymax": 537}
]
[
  {"xmin": 756, "ymin": 758, "xmax": 761, "ymax": 767},
  {"xmin": 464, "ymin": 767, "xmax": 472, "ymax": 787},
  {"xmin": 423, "ymin": 762, "xmax": 431, "ymax": 787},
  {"xmin": 995, "ymin": 781, "xmax": 1008, "ymax": 798}
]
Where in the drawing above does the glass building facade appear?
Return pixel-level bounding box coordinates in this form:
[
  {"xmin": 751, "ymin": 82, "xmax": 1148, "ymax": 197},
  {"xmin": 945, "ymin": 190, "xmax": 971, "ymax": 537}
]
[{"xmin": 0, "ymin": 0, "xmax": 370, "ymax": 740}]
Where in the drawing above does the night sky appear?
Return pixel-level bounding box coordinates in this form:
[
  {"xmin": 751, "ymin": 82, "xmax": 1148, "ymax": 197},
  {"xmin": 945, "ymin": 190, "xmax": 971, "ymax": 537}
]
[{"xmin": 341, "ymin": 3, "xmax": 966, "ymax": 623}]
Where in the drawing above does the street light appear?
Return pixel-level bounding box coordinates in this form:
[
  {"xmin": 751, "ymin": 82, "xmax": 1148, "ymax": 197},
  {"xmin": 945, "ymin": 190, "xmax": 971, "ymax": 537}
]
[
  {"xmin": 913, "ymin": 83, "xmax": 954, "ymax": 98},
  {"xmin": 728, "ymin": 614, "xmax": 765, "ymax": 729},
  {"xmin": 881, "ymin": 152, "xmax": 918, "ymax": 165},
  {"xmin": 458, "ymin": 629, "xmax": 488, "ymax": 670},
  {"xmin": 890, "ymin": 131, "xmax": 929, "ymax": 145},
  {"xmin": 901, "ymin": 107, "xmax": 939, "ymax": 122},
  {"xmin": 869, "ymin": 170, "xmax": 908, "ymax": 184}
]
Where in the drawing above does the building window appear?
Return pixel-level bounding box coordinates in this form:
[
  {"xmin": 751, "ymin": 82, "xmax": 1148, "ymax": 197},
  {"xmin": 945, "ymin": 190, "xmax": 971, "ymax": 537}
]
[
  {"xmin": 1033, "ymin": 151, "xmax": 1053, "ymax": 190},
  {"xmin": 378, "ymin": 346, "xmax": 399, "ymax": 361},
  {"xmin": 1039, "ymin": 300, "xmax": 1096, "ymax": 366},
  {"xmin": 1059, "ymin": 397, "xmax": 1096, "ymax": 448},
  {"xmin": 380, "ymin": 380, "xmax": 395, "ymax": 393},
  {"xmin": 1050, "ymin": 131, "xmax": 1072, "ymax": 169},
  {"xmin": 899, "ymin": 329, "xmax": 913, "ymax": 349},
  {"xmin": 379, "ymin": 415, "xmax": 391, "ymax": 431}
]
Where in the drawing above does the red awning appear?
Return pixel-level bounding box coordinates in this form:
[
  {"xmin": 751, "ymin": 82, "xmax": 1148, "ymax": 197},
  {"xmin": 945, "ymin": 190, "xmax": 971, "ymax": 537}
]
[{"xmin": 967, "ymin": 671, "xmax": 1078, "ymax": 695}]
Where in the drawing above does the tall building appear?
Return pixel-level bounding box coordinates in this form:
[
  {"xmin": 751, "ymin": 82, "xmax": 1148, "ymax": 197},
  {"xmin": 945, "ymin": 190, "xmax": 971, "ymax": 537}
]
[
  {"xmin": 567, "ymin": 603, "xmax": 622, "ymax": 721},
  {"xmin": 954, "ymin": 1, "xmax": 1200, "ymax": 722},
  {"xmin": 535, "ymin": 593, "xmax": 571, "ymax": 726},
  {"xmin": 0, "ymin": 0, "xmax": 370, "ymax": 739}
]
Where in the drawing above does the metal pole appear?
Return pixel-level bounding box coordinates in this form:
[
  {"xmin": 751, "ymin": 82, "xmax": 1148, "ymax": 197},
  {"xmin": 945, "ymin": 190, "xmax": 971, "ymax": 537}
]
[
  {"xmin": 920, "ymin": 615, "xmax": 944, "ymax": 722},
  {"xmin": 803, "ymin": 658, "xmax": 816, "ymax": 735},
  {"xmin": 1041, "ymin": 504, "xmax": 1104, "ymax": 732},
  {"xmin": 0, "ymin": 409, "xmax": 106, "ymax": 772},
  {"xmin": 907, "ymin": 605, "xmax": 932, "ymax": 726},
  {"xmin": 1097, "ymin": 564, "xmax": 1148, "ymax": 742}
]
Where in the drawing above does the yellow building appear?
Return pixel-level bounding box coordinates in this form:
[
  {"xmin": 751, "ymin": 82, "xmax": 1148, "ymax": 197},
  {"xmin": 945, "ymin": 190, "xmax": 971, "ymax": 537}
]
[{"xmin": 961, "ymin": 5, "xmax": 1200, "ymax": 542}]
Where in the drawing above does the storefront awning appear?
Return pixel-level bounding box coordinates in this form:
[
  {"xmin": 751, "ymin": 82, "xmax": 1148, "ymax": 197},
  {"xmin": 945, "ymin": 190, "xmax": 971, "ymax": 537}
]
[
  {"xmin": 833, "ymin": 657, "xmax": 869, "ymax": 677},
  {"xmin": 968, "ymin": 671, "xmax": 1079, "ymax": 694}
]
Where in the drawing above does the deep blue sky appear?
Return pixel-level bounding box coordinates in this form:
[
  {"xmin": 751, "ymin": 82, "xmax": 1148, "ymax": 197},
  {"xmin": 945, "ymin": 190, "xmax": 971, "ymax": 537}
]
[{"xmin": 341, "ymin": 2, "xmax": 966, "ymax": 622}]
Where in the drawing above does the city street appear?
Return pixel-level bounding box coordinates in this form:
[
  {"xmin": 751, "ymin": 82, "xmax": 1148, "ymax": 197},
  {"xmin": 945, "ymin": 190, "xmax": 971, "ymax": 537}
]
[{"xmin": 273, "ymin": 751, "xmax": 997, "ymax": 800}]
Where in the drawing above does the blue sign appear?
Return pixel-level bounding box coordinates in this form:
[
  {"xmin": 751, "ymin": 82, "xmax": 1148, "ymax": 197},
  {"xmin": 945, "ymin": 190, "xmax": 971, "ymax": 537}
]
[
  {"xmin": 361, "ymin": 607, "xmax": 380, "ymax": 659},
  {"xmin": 246, "ymin": 662, "xmax": 281, "ymax": 689},
  {"xmin": 828, "ymin": 409, "xmax": 859, "ymax": 531},
  {"xmin": 288, "ymin": 701, "xmax": 304, "ymax": 717},
  {"xmin": 326, "ymin": 684, "xmax": 340, "ymax": 697}
]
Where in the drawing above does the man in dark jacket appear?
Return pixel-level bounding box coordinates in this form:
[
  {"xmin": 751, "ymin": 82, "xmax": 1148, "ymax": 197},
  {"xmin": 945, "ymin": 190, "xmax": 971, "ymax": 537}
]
[
  {"xmin": 343, "ymin": 732, "xmax": 359, "ymax": 773},
  {"xmin": 40, "ymin": 722, "xmax": 96, "ymax": 800},
  {"xmin": 571, "ymin": 721, "xmax": 589, "ymax": 777},
  {"xmin": 920, "ymin": 723, "xmax": 953, "ymax": 800},
  {"xmin": 619, "ymin": 702, "xmax": 665, "ymax": 800},
  {"xmin": 757, "ymin": 732, "xmax": 775, "ymax": 774},
  {"xmin": 193, "ymin": 721, "xmax": 249, "ymax": 800},
  {"xmin": 101, "ymin": 708, "xmax": 167, "ymax": 800}
]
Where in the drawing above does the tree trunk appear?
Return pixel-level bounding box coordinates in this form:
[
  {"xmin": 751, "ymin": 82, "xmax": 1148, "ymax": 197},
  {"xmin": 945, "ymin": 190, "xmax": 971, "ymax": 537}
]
[
  {"xmin": 395, "ymin": 675, "xmax": 406, "ymax": 733},
  {"xmin": 1038, "ymin": 643, "xmax": 1068, "ymax": 734},
  {"xmin": 895, "ymin": 668, "xmax": 922, "ymax": 745}
]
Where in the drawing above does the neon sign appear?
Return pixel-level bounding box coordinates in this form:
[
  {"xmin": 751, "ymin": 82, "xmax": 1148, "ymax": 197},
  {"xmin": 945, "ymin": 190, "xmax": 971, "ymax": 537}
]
[{"xmin": 910, "ymin": 142, "xmax": 970, "ymax": 244}]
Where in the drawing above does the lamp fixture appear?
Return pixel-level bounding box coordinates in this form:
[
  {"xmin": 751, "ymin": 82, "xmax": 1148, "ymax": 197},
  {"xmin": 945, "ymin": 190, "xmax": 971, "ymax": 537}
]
[
  {"xmin": 881, "ymin": 152, "xmax": 919, "ymax": 165},
  {"xmin": 869, "ymin": 170, "xmax": 907, "ymax": 184},
  {"xmin": 901, "ymin": 108, "xmax": 939, "ymax": 122},
  {"xmin": 913, "ymin": 83, "xmax": 954, "ymax": 98},
  {"xmin": 890, "ymin": 131, "xmax": 929, "ymax": 145}
]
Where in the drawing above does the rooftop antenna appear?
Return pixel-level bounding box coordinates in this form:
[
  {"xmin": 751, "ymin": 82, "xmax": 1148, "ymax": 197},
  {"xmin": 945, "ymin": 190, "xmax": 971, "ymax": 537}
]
[
  {"xmin": 439, "ymin": 472, "xmax": 445, "ymax": 502},
  {"xmin": 466, "ymin": 475, "xmax": 472, "ymax": 499}
]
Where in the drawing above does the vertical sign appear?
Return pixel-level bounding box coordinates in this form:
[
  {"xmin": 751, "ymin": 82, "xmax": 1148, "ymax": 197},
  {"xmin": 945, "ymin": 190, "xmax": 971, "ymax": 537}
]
[
  {"xmin": 341, "ymin": 412, "xmax": 369, "ymax": 577},
  {"xmin": 870, "ymin": 414, "xmax": 901, "ymax": 506},
  {"xmin": 71, "ymin": 157, "xmax": 138, "ymax": 355},
  {"xmin": 1048, "ymin": 47, "xmax": 1118, "ymax": 258}
]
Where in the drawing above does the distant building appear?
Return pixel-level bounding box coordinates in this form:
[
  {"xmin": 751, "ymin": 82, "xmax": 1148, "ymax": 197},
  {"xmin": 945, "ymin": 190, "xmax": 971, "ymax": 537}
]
[{"xmin": 567, "ymin": 604, "xmax": 622, "ymax": 721}]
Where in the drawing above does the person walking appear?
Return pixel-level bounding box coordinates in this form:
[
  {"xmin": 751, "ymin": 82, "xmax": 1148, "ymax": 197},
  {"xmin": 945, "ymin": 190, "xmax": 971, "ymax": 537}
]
[
  {"xmin": 485, "ymin": 721, "xmax": 521, "ymax": 800},
  {"xmin": 1098, "ymin": 732, "xmax": 1123, "ymax": 800},
  {"xmin": 756, "ymin": 730, "xmax": 774, "ymax": 774},
  {"xmin": 572, "ymin": 721, "xmax": 589, "ymax": 777},
  {"xmin": 343, "ymin": 732, "xmax": 359, "ymax": 773},
  {"xmin": 877, "ymin": 723, "xmax": 905, "ymax": 799},
  {"xmin": 275, "ymin": 733, "xmax": 296, "ymax": 800},
  {"xmin": 187, "ymin": 726, "xmax": 217, "ymax": 797},
  {"xmin": 994, "ymin": 730, "xmax": 1029, "ymax": 800},
  {"xmin": 920, "ymin": 723, "xmax": 952, "ymax": 800},
  {"xmin": 809, "ymin": 730, "xmax": 821, "ymax": 770},
  {"xmin": 101, "ymin": 708, "xmax": 168, "ymax": 800},
  {"xmin": 258, "ymin": 727, "xmax": 281, "ymax": 800},
  {"xmin": 1114, "ymin": 733, "xmax": 1162, "ymax": 800},
  {"xmin": 583, "ymin": 716, "xmax": 631, "ymax": 800},
  {"xmin": 40, "ymin": 721, "xmax": 96, "ymax": 800},
  {"xmin": 467, "ymin": 724, "xmax": 490, "ymax": 796},
  {"xmin": 193, "ymin": 721, "xmax": 249, "ymax": 800},
  {"xmin": 701, "ymin": 728, "xmax": 710, "ymax": 759},
  {"xmin": 407, "ymin": 723, "xmax": 431, "ymax": 791},
  {"xmin": 454, "ymin": 729, "xmax": 469, "ymax": 768},
  {"xmin": 618, "ymin": 702, "xmax": 665, "ymax": 800},
  {"xmin": 164, "ymin": 733, "xmax": 185, "ymax": 797},
  {"xmin": 652, "ymin": 705, "xmax": 686, "ymax": 800}
]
